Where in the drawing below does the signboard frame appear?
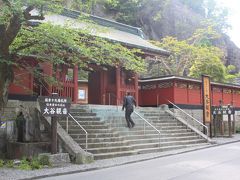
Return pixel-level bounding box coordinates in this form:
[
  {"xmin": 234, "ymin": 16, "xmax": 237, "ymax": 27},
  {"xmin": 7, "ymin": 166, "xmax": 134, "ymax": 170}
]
[
  {"xmin": 38, "ymin": 96, "xmax": 71, "ymax": 117},
  {"xmin": 202, "ymin": 75, "xmax": 212, "ymax": 124}
]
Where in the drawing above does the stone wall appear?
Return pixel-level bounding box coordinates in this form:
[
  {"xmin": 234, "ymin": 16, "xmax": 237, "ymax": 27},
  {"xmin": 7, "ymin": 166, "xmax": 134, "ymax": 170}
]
[
  {"xmin": 171, "ymin": 108, "xmax": 240, "ymax": 134},
  {"xmin": 0, "ymin": 100, "xmax": 49, "ymax": 158},
  {"xmin": 0, "ymin": 100, "xmax": 20, "ymax": 158}
]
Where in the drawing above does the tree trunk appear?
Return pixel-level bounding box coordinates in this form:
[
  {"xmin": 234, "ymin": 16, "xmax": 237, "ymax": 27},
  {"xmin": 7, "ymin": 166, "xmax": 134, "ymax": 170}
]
[
  {"xmin": 0, "ymin": 12, "xmax": 21, "ymax": 110},
  {"xmin": 0, "ymin": 62, "xmax": 14, "ymax": 110},
  {"xmin": 0, "ymin": 45, "xmax": 14, "ymax": 110}
]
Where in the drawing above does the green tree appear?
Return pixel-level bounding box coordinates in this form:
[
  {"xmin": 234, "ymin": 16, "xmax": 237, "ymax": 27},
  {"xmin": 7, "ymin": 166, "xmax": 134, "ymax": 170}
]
[
  {"xmin": 150, "ymin": 27, "xmax": 239, "ymax": 82},
  {"xmin": 189, "ymin": 46, "xmax": 226, "ymax": 82},
  {"xmin": 204, "ymin": 0, "xmax": 230, "ymax": 33},
  {"xmin": 151, "ymin": 37, "xmax": 195, "ymax": 76},
  {"xmin": 0, "ymin": 0, "xmax": 145, "ymax": 109},
  {"xmin": 179, "ymin": 0, "xmax": 205, "ymax": 15},
  {"xmin": 103, "ymin": 0, "xmax": 145, "ymax": 26}
]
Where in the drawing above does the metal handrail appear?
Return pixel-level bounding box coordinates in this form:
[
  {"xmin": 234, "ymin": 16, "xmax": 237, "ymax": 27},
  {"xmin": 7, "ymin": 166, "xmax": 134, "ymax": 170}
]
[
  {"xmin": 67, "ymin": 113, "xmax": 88, "ymax": 151},
  {"xmin": 167, "ymin": 100, "xmax": 209, "ymax": 136},
  {"xmin": 133, "ymin": 111, "xmax": 161, "ymax": 147}
]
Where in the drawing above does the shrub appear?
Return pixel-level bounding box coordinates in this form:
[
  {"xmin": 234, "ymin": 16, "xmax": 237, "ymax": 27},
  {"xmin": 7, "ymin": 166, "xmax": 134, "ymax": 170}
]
[
  {"xmin": 38, "ymin": 155, "xmax": 51, "ymax": 166},
  {"xmin": 5, "ymin": 160, "xmax": 14, "ymax": 168},
  {"xmin": 30, "ymin": 157, "xmax": 43, "ymax": 170},
  {"xmin": 18, "ymin": 158, "xmax": 32, "ymax": 170},
  {"xmin": 0, "ymin": 159, "xmax": 4, "ymax": 168}
]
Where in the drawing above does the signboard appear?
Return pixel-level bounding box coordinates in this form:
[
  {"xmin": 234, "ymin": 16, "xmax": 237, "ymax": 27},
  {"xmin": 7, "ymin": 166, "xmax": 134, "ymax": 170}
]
[
  {"xmin": 212, "ymin": 106, "xmax": 235, "ymax": 115},
  {"xmin": 202, "ymin": 75, "xmax": 211, "ymax": 123},
  {"xmin": 78, "ymin": 89, "xmax": 86, "ymax": 100},
  {"xmin": 0, "ymin": 122, "xmax": 6, "ymax": 129},
  {"xmin": 38, "ymin": 96, "xmax": 71, "ymax": 117}
]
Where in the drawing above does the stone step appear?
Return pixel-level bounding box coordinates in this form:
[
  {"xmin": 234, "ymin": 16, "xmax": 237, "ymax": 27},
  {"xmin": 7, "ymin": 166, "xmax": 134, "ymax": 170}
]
[
  {"xmin": 143, "ymin": 114, "xmax": 170, "ymax": 117},
  {"xmin": 136, "ymin": 143, "xmax": 209, "ymax": 154},
  {"xmin": 106, "ymin": 121, "xmax": 182, "ymax": 127},
  {"xmin": 69, "ymin": 112, "xmax": 97, "ymax": 116},
  {"xmin": 70, "ymin": 109, "xmax": 87, "ymax": 113},
  {"xmin": 124, "ymin": 132, "xmax": 198, "ymax": 139},
  {"xmin": 111, "ymin": 125, "xmax": 188, "ymax": 132},
  {"xmin": 79, "ymin": 141, "xmax": 129, "ymax": 149},
  {"xmin": 72, "ymin": 116, "xmax": 101, "ymax": 121},
  {"xmin": 70, "ymin": 132, "xmax": 120, "ymax": 139},
  {"xmin": 88, "ymin": 145, "xmax": 132, "ymax": 154},
  {"xmin": 75, "ymin": 136, "xmax": 125, "ymax": 143},
  {"xmin": 125, "ymin": 136, "xmax": 202, "ymax": 145},
  {"xmin": 59, "ymin": 120, "xmax": 104, "ymax": 126},
  {"xmin": 68, "ymin": 128, "xmax": 115, "ymax": 134},
  {"xmin": 146, "ymin": 117, "xmax": 176, "ymax": 121},
  {"xmin": 61, "ymin": 124, "xmax": 109, "ymax": 130},
  {"xmin": 117, "ymin": 129, "xmax": 192, "ymax": 136},
  {"xmin": 143, "ymin": 119, "xmax": 176, "ymax": 123},
  {"xmin": 93, "ymin": 150, "xmax": 137, "ymax": 160},
  {"xmin": 130, "ymin": 139, "xmax": 207, "ymax": 150}
]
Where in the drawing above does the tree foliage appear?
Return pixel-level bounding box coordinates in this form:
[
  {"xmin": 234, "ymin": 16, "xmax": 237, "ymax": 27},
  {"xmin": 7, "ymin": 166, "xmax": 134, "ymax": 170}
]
[
  {"xmin": 150, "ymin": 26, "xmax": 239, "ymax": 82},
  {"xmin": 0, "ymin": 0, "xmax": 145, "ymax": 109},
  {"xmin": 151, "ymin": 37, "xmax": 195, "ymax": 76}
]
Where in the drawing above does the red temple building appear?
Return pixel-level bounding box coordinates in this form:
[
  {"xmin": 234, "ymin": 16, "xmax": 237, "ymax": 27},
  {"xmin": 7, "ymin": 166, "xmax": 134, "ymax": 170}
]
[
  {"xmin": 8, "ymin": 9, "xmax": 240, "ymax": 109},
  {"xmin": 8, "ymin": 9, "xmax": 169, "ymax": 105},
  {"xmin": 139, "ymin": 75, "xmax": 240, "ymax": 109}
]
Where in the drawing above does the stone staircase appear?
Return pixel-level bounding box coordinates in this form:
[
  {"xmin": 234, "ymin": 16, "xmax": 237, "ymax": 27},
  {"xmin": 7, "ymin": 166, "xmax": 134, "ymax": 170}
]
[
  {"xmin": 59, "ymin": 109, "xmax": 136, "ymax": 160},
  {"xmin": 59, "ymin": 105, "xmax": 210, "ymax": 160}
]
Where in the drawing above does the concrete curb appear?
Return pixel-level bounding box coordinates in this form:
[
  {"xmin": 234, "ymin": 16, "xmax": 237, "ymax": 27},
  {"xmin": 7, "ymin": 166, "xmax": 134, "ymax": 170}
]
[{"xmin": 19, "ymin": 139, "xmax": 240, "ymax": 180}]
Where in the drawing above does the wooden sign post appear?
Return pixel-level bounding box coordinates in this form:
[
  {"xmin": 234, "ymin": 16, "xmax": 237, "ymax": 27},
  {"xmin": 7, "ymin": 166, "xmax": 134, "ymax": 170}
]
[
  {"xmin": 202, "ymin": 75, "xmax": 212, "ymax": 137},
  {"xmin": 38, "ymin": 94, "xmax": 71, "ymax": 154}
]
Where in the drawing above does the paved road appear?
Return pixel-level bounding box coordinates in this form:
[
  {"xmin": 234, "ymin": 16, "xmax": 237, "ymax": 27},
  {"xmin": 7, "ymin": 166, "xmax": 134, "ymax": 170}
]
[{"xmin": 41, "ymin": 142, "xmax": 240, "ymax": 180}]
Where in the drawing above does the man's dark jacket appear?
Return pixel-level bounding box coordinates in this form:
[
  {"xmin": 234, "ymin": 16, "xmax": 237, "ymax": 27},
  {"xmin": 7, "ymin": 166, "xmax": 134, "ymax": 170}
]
[{"xmin": 122, "ymin": 95, "xmax": 136, "ymax": 110}]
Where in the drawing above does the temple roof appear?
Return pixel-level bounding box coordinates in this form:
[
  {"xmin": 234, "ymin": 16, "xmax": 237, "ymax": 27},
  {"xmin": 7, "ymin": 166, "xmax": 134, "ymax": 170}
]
[{"xmin": 36, "ymin": 9, "xmax": 169, "ymax": 56}]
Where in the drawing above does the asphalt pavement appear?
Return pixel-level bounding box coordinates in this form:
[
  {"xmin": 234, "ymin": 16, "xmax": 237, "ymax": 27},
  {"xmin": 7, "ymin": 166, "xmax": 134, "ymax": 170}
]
[
  {"xmin": 1, "ymin": 134, "xmax": 240, "ymax": 180},
  {"xmin": 41, "ymin": 141, "xmax": 240, "ymax": 180}
]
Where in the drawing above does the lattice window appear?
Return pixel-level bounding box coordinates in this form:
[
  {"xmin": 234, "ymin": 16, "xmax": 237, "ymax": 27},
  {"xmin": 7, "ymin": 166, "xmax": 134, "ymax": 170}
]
[
  {"xmin": 175, "ymin": 82, "xmax": 187, "ymax": 89},
  {"xmin": 212, "ymin": 87, "xmax": 222, "ymax": 93},
  {"xmin": 142, "ymin": 84, "xmax": 157, "ymax": 90},
  {"xmin": 188, "ymin": 84, "xmax": 200, "ymax": 90},
  {"xmin": 158, "ymin": 82, "xmax": 173, "ymax": 89},
  {"xmin": 223, "ymin": 88, "xmax": 232, "ymax": 94},
  {"xmin": 233, "ymin": 90, "xmax": 240, "ymax": 94}
]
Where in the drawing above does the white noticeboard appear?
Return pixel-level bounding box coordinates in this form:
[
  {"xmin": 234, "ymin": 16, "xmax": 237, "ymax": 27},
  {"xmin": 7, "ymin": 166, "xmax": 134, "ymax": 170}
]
[{"xmin": 78, "ymin": 89, "xmax": 86, "ymax": 100}]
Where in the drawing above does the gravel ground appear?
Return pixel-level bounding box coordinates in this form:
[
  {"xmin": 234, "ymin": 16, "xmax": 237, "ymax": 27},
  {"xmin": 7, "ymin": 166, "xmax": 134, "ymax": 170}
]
[{"xmin": 1, "ymin": 134, "xmax": 240, "ymax": 180}]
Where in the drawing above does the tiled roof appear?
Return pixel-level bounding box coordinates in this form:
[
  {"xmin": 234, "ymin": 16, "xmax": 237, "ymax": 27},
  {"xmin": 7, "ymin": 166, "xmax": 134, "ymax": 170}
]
[{"xmin": 37, "ymin": 9, "xmax": 170, "ymax": 56}]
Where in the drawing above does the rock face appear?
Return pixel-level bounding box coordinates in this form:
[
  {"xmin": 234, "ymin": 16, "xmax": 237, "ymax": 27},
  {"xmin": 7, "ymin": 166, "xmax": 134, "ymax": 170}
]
[
  {"xmin": 215, "ymin": 35, "xmax": 240, "ymax": 71},
  {"xmin": 93, "ymin": 0, "xmax": 240, "ymax": 71},
  {"xmin": 137, "ymin": 0, "xmax": 240, "ymax": 71}
]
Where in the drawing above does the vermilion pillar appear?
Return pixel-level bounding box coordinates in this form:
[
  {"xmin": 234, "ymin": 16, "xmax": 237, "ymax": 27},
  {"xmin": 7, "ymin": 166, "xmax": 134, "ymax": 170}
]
[
  {"xmin": 73, "ymin": 65, "xmax": 78, "ymax": 103},
  {"xmin": 116, "ymin": 67, "xmax": 121, "ymax": 105},
  {"xmin": 42, "ymin": 62, "xmax": 53, "ymax": 96},
  {"xmin": 135, "ymin": 73, "xmax": 139, "ymax": 106}
]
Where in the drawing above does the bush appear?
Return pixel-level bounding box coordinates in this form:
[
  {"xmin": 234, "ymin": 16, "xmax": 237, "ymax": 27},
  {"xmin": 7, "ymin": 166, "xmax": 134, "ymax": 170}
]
[
  {"xmin": 236, "ymin": 127, "xmax": 240, "ymax": 133},
  {"xmin": 38, "ymin": 155, "xmax": 51, "ymax": 166},
  {"xmin": 2, "ymin": 156, "xmax": 52, "ymax": 170},
  {"xmin": 18, "ymin": 158, "xmax": 32, "ymax": 170},
  {"xmin": 0, "ymin": 159, "xmax": 4, "ymax": 168},
  {"xmin": 5, "ymin": 160, "xmax": 14, "ymax": 168},
  {"xmin": 30, "ymin": 157, "xmax": 43, "ymax": 170}
]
